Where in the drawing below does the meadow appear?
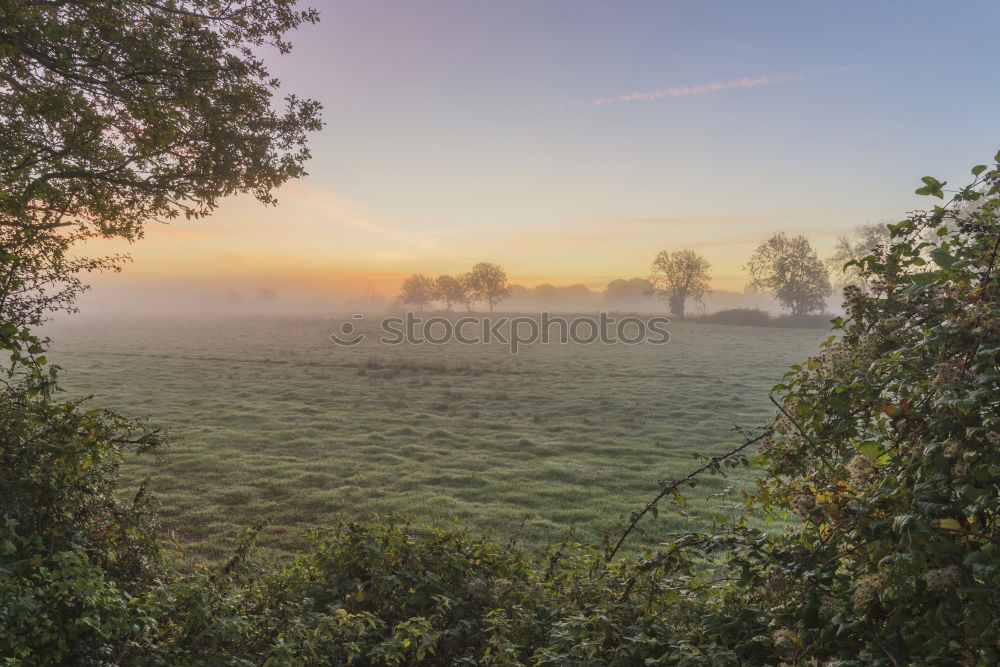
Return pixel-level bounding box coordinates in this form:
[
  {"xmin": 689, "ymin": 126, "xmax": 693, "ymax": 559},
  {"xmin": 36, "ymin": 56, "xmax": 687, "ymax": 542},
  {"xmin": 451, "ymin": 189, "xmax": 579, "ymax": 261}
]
[{"xmin": 43, "ymin": 313, "xmax": 829, "ymax": 563}]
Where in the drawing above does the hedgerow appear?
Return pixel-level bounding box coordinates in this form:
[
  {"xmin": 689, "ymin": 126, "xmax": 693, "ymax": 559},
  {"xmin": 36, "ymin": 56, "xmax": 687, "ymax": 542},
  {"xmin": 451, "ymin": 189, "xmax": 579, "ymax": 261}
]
[{"xmin": 3, "ymin": 156, "xmax": 999, "ymax": 664}]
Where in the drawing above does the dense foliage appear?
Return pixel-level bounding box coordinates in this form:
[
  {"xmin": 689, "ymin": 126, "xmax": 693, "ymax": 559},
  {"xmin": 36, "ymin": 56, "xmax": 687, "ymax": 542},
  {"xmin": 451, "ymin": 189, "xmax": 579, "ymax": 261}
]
[
  {"xmin": 0, "ymin": 0, "xmax": 322, "ymax": 239},
  {"xmin": 0, "ymin": 0, "xmax": 322, "ymax": 328},
  {"xmin": 748, "ymin": 160, "xmax": 1000, "ymax": 663},
  {"xmin": 0, "ymin": 364, "xmax": 163, "ymax": 663}
]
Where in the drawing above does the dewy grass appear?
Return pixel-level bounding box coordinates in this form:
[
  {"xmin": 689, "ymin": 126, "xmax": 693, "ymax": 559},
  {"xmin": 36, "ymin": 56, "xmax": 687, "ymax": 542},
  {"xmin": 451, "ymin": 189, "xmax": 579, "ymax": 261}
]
[{"xmin": 44, "ymin": 314, "xmax": 827, "ymax": 563}]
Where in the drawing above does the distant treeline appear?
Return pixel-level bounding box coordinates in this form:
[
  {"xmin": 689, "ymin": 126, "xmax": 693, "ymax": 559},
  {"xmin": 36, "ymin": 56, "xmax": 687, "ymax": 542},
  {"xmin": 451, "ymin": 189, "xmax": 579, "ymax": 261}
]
[
  {"xmin": 398, "ymin": 225, "xmax": 892, "ymax": 319},
  {"xmin": 397, "ymin": 276, "xmax": 821, "ymax": 320}
]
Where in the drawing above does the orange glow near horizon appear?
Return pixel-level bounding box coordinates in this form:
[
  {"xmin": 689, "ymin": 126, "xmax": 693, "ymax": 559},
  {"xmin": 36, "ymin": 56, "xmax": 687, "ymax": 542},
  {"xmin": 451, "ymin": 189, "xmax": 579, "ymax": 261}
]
[
  {"xmin": 62, "ymin": 2, "xmax": 997, "ymax": 313},
  {"xmin": 78, "ymin": 179, "xmax": 849, "ymax": 305}
]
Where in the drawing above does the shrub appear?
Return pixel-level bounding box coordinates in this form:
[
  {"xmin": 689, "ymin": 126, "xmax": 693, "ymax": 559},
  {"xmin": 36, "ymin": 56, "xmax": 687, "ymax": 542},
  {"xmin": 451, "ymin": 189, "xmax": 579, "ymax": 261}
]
[
  {"xmin": 0, "ymin": 330, "xmax": 165, "ymax": 663},
  {"xmin": 745, "ymin": 156, "xmax": 1000, "ymax": 663},
  {"xmin": 700, "ymin": 308, "xmax": 772, "ymax": 326}
]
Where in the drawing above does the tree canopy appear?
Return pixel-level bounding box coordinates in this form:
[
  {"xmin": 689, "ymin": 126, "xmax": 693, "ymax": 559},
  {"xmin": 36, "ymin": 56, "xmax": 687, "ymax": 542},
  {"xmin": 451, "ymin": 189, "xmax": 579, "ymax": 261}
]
[
  {"xmin": 0, "ymin": 1, "xmax": 322, "ymax": 326},
  {"xmin": 1, "ymin": 0, "xmax": 322, "ymax": 240},
  {"xmin": 0, "ymin": 5, "xmax": 323, "ymax": 657},
  {"xmin": 398, "ymin": 274, "xmax": 435, "ymax": 311},
  {"xmin": 746, "ymin": 232, "xmax": 832, "ymax": 316},
  {"xmin": 648, "ymin": 249, "xmax": 711, "ymax": 318},
  {"xmin": 433, "ymin": 274, "xmax": 466, "ymax": 311},
  {"xmin": 464, "ymin": 262, "xmax": 510, "ymax": 313}
]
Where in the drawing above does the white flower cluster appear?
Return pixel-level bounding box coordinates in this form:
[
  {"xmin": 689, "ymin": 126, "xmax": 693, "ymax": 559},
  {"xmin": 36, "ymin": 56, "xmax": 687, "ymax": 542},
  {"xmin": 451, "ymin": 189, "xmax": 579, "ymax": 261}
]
[
  {"xmin": 768, "ymin": 413, "xmax": 794, "ymax": 433},
  {"xmin": 932, "ymin": 362, "xmax": 966, "ymax": 386},
  {"xmin": 846, "ymin": 454, "xmax": 875, "ymax": 484},
  {"xmin": 771, "ymin": 628, "xmax": 794, "ymax": 646},
  {"xmin": 818, "ymin": 596, "xmax": 847, "ymax": 620},
  {"xmin": 789, "ymin": 491, "xmax": 816, "ymax": 516},
  {"xmin": 883, "ymin": 315, "xmax": 909, "ymax": 331},
  {"xmin": 763, "ymin": 570, "xmax": 793, "ymax": 598},
  {"xmin": 852, "ymin": 571, "xmax": 888, "ymax": 611},
  {"xmin": 820, "ymin": 346, "xmax": 853, "ymax": 367},
  {"xmin": 923, "ymin": 566, "xmax": 962, "ymax": 592}
]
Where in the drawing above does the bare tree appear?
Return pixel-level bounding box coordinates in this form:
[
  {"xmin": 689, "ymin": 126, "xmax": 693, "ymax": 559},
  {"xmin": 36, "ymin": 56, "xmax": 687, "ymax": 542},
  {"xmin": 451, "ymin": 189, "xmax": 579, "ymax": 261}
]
[
  {"xmin": 465, "ymin": 262, "xmax": 510, "ymax": 314},
  {"xmin": 398, "ymin": 274, "xmax": 435, "ymax": 312},
  {"xmin": 746, "ymin": 233, "xmax": 831, "ymax": 316},
  {"xmin": 648, "ymin": 250, "xmax": 711, "ymax": 318}
]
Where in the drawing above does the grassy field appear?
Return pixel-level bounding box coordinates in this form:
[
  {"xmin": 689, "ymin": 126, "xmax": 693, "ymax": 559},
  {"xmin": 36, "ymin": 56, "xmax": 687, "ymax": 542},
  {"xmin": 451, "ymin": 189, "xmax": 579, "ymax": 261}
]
[{"xmin": 43, "ymin": 313, "xmax": 829, "ymax": 563}]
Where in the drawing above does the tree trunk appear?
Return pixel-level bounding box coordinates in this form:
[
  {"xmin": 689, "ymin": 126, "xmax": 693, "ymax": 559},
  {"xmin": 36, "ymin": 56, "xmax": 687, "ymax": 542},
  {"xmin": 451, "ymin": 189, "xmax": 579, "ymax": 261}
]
[{"xmin": 669, "ymin": 294, "xmax": 685, "ymax": 319}]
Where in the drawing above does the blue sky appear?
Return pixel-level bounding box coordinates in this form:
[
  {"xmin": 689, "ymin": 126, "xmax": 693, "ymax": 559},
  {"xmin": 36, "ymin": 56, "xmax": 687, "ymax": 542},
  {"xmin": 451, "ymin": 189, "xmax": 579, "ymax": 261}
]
[{"xmin": 96, "ymin": 0, "xmax": 1000, "ymax": 297}]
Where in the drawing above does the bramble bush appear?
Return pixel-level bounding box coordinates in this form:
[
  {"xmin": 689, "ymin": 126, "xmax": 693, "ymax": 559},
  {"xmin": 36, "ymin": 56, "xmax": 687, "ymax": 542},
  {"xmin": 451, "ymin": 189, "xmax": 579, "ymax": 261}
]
[
  {"xmin": 2, "ymin": 155, "xmax": 999, "ymax": 664},
  {"xmin": 745, "ymin": 155, "xmax": 1000, "ymax": 664}
]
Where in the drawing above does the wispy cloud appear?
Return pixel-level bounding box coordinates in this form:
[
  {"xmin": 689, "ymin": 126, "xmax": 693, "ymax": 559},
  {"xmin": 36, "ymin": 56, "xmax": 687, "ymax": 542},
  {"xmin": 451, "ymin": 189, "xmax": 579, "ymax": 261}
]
[{"xmin": 551, "ymin": 65, "xmax": 879, "ymax": 109}]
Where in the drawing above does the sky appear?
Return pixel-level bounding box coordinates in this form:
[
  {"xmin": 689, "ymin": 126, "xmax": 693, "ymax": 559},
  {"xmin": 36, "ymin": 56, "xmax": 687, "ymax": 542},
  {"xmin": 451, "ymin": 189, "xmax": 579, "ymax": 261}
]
[{"xmin": 84, "ymin": 0, "xmax": 1000, "ymax": 309}]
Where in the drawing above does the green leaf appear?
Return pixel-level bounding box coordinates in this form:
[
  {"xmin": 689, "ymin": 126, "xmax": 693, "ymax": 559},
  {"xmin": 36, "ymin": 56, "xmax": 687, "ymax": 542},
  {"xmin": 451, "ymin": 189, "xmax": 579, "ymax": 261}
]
[
  {"xmin": 856, "ymin": 441, "xmax": 884, "ymax": 460},
  {"xmin": 971, "ymin": 164, "xmax": 987, "ymax": 176},
  {"xmin": 916, "ymin": 176, "xmax": 946, "ymax": 198},
  {"xmin": 930, "ymin": 248, "xmax": 959, "ymax": 269},
  {"xmin": 911, "ymin": 271, "xmax": 938, "ymax": 284}
]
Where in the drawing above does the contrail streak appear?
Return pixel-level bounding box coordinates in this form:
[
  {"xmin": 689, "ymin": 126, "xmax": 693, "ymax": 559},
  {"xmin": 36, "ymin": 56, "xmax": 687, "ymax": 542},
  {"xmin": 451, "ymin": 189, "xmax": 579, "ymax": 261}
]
[{"xmin": 550, "ymin": 65, "xmax": 880, "ymax": 109}]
